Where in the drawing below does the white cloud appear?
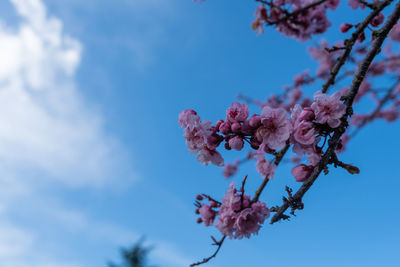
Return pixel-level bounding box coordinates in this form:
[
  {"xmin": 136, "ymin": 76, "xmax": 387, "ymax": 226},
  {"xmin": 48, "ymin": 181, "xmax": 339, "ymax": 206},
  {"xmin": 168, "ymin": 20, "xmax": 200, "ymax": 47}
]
[
  {"xmin": 0, "ymin": 1, "xmax": 191, "ymax": 267},
  {"xmin": 0, "ymin": 0, "xmax": 134, "ymax": 187}
]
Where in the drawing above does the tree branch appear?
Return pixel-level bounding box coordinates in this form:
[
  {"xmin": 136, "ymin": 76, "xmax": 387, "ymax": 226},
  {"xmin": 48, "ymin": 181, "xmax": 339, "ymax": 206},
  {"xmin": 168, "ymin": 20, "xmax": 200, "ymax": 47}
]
[
  {"xmin": 190, "ymin": 236, "xmax": 226, "ymax": 267},
  {"xmin": 321, "ymin": 0, "xmax": 394, "ymax": 93},
  {"xmin": 252, "ymin": 143, "xmax": 290, "ymax": 203},
  {"xmin": 270, "ymin": 0, "xmax": 400, "ymax": 224}
]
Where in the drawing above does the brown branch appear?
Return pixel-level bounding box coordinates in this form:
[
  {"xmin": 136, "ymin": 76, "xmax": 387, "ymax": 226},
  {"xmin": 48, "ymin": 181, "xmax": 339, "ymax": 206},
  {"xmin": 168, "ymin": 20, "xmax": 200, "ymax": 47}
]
[
  {"xmin": 270, "ymin": 0, "xmax": 400, "ymax": 224},
  {"xmin": 321, "ymin": 0, "xmax": 394, "ymax": 93},
  {"xmin": 359, "ymin": 0, "xmax": 377, "ymax": 10},
  {"xmin": 190, "ymin": 236, "xmax": 226, "ymax": 266},
  {"xmin": 252, "ymin": 143, "xmax": 290, "ymax": 203}
]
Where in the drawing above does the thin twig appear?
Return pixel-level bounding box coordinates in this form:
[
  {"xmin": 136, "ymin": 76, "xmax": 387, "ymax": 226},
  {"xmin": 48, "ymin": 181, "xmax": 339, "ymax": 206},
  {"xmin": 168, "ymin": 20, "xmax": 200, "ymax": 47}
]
[{"xmin": 190, "ymin": 236, "xmax": 226, "ymax": 266}]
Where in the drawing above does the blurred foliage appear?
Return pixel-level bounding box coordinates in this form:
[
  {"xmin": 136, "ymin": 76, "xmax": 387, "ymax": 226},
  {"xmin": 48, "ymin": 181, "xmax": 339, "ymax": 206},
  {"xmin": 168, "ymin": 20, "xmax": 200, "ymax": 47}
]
[{"xmin": 108, "ymin": 238, "xmax": 156, "ymax": 267}]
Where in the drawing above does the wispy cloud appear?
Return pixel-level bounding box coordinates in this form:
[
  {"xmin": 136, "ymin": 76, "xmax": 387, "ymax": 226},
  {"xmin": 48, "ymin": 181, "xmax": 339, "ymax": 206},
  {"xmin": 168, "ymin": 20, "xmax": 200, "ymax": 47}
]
[
  {"xmin": 0, "ymin": 1, "xmax": 191, "ymax": 266},
  {"xmin": 0, "ymin": 0, "xmax": 134, "ymax": 187}
]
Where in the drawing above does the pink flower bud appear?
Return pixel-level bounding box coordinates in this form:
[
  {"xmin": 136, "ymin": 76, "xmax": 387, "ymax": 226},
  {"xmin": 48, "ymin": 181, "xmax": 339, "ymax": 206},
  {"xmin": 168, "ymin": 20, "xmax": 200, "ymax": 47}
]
[
  {"xmin": 229, "ymin": 136, "xmax": 244, "ymax": 151},
  {"xmin": 370, "ymin": 13, "xmax": 384, "ymax": 27},
  {"xmin": 299, "ymin": 107, "xmax": 315, "ymax": 121},
  {"xmin": 291, "ymin": 164, "xmax": 313, "ymax": 182},
  {"xmin": 340, "ymin": 23, "xmax": 353, "ymax": 33},
  {"xmin": 215, "ymin": 120, "xmax": 224, "ymax": 129},
  {"xmin": 241, "ymin": 120, "xmax": 254, "ymax": 135},
  {"xmin": 249, "ymin": 114, "xmax": 261, "ymax": 128},
  {"xmin": 219, "ymin": 122, "xmax": 231, "ymax": 135},
  {"xmin": 231, "ymin": 122, "xmax": 241, "ymax": 133}
]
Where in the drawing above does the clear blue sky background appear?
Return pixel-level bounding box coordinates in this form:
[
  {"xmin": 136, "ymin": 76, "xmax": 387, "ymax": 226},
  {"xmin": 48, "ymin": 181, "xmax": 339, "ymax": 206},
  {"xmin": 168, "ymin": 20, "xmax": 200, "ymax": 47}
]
[{"xmin": 0, "ymin": 0, "xmax": 398, "ymax": 267}]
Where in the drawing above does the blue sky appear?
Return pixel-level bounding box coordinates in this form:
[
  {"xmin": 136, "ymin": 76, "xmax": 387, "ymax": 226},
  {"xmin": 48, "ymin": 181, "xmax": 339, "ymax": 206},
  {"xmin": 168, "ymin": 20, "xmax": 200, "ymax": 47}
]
[{"xmin": 0, "ymin": 0, "xmax": 398, "ymax": 266}]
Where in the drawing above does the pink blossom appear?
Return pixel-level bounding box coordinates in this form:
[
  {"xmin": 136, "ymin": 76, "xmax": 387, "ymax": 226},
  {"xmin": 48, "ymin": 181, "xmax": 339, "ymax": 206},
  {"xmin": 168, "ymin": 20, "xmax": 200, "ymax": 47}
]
[
  {"xmin": 223, "ymin": 162, "xmax": 238, "ymax": 179},
  {"xmin": 291, "ymin": 164, "xmax": 313, "ymax": 182},
  {"xmin": 229, "ymin": 136, "xmax": 244, "ymax": 151},
  {"xmin": 183, "ymin": 120, "xmax": 212, "ymax": 154},
  {"xmin": 222, "ymin": 182, "xmax": 250, "ymax": 212},
  {"xmin": 240, "ymin": 120, "xmax": 256, "ymax": 135},
  {"xmin": 215, "ymin": 182, "xmax": 250, "ymax": 238},
  {"xmin": 306, "ymin": 144, "xmax": 322, "ymax": 166},
  {"xmin": 299, "ymin": 107, "xmax": 315, "ymax": 121},
  {"xmin": 288, "ymin": 88, "xmax": 303, "ymax": 106},
  {"xmin": 294, "ymin": 70, "xmax": 310, "ymax": 87},
  {"xmin": 370, "ymin": 12, "xmax": 385, "ymax": 27},
  {"xmin": 311, "ymin": 91, "xmax": 346, "ymax": 128},
  {"xmin": 251, "ymin": 4, "xmax": 268, "ymax": 34},
  {"xmin": 368, "ymin": 63, "xmax": 385, "ymax": 76},
  {"xmin": 348, "ymin": 0, "xmax": 365, "ymax": 10},
  {"xmin": 197, "ymin": 148, "xmax": 224, "ymax": 166},
  {"xmin": 390, "ymin": 23, "xmax": 400, "ymax": 41},
  {"xmin": 351, "ymin": 114, "xmax": 366, "ymax": 127},
  {"xmin": 379, "ymin": 108, "xmax": 399, "ymax": 122},
  {"xmin": 199, "ymin": 204, "xmax": 217, "ymax": 226},
  {"xmin": 290, "ymin": 104, "xmax": 303, "ymax": 126},
  {"xmin": 325, "ymin": 0, "xmax": 340, "ymax": 10},
  {"xmin": 255, "ymin": 154, "xmax": 276, "ymax": 179},
  {"xmin": 226, "ymin": 102, "xmax": 249, "ymax": 123},
  {"xmin": 234, "ymin": 202, "xmax": 270, "ymax": 239},
  {"xmin": 249, "ymin": 114, "xmax": 262, "ymax": 128},
  {"xmin": 293, "ymin": 121, "xmax": 315, "ymax": 145},
  {"xmin": 308, "ymin": 40, "xmax": 341, "ymax": 77},
  {"xmin": 257, "ymin": 106, "xmax": 292, "ymax": 150},
  {"xmin": 274, "ymin": 5, "xmax": 331, "ymax": 41},
  {"xmin": 178, "ymin": 109, "xmax": 199, "ymax": 128},
  {"xmin": 206, "ymin": 133, "xmax": 223, "ymax": 150},
  {"xmin": 214, "ymin": 211, "xmax": 236, "ymax": 238},
  {"xmin": 215, "ymin": 183, "xmax": 269, "ymax": 239}
]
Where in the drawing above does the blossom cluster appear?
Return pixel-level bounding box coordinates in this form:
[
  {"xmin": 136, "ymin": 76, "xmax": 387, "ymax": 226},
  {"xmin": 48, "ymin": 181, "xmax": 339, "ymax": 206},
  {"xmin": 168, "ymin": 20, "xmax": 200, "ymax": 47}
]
[
  {"xmin": 179, "ymin": 90, "xmax": 347, "ymax": 182},
  {"xmin": 184, "ymin": 1, "xmax": 400, "ymax": 264},
  {"xmin": 251, "ymin": 0, "xmax": 339, "ymax": 41},
  {"xmin": 195, "ymin": 182, "xmax": 270, "ymax": 239}
]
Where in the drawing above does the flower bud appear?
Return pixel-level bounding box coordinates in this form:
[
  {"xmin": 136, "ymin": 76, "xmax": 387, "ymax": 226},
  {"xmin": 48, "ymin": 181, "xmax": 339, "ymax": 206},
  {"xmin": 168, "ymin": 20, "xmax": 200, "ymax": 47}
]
[
  {"xmin": 229, "ymin": 136, "xmax": 244, "ymax": 151},
  {"xmin": 340, "ymin": 23, "xmax": 352, "ymax": 33},
  {"xmin": 219, "ymin": 122, "xmax": 231, "ymax": 135},
  {"xmin": 231, "ymin": 122, "xmax": 241, "ymax": 133}
]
